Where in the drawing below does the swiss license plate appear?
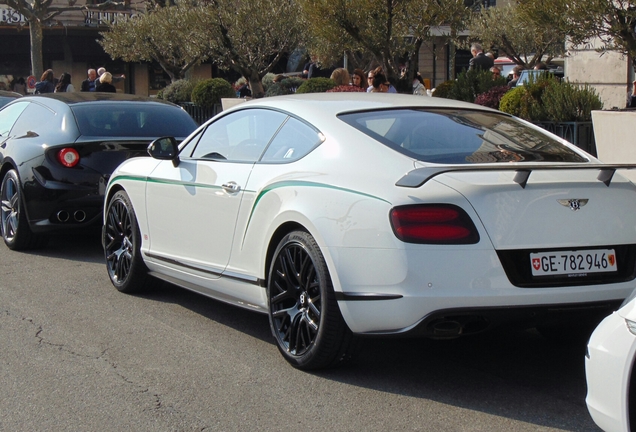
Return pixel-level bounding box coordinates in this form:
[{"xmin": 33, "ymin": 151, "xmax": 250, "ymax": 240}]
[{"xmin": 530, "ymin": 249, "xmax": 617, "ymax": 276}]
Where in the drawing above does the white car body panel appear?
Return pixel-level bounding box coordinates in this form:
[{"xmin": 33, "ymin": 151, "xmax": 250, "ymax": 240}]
[
  {"xmin": 105, "ymin": 93, "xmax": 636, "ymax": 337},
  {"xmin": 586, "ymin": 294, "xmax": 636, "ymax": 432}
]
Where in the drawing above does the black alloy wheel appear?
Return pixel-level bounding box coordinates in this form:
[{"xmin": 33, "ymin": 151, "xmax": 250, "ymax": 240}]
[
  {"xmin": 268, "ymin": 230, "xmax": 356, "ymax": 370},
  {"xmin": 103, "ymin": 190, "xmax": 150, "ymax": 293},
  {"xmin": 0, "ymin": 169, "xmax": 43, "ymax": 250}
]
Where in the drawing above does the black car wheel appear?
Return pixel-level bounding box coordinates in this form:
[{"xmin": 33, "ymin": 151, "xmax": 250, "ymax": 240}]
[
  {"xmin": 0, "ymin": 169, "xmax": 44, "ymax": 250},
  {"xmin": 268, "ymin": 230, "xmax": 356, "ymax": 370},
  {"xmin": 103, "ymin": 190, "xmax": 151, "ymax": 293}
]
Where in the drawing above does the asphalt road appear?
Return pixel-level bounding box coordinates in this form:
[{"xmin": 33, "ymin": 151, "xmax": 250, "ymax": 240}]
[{"xmin": 0, "ymin": 233, "xmax": 602, "ymax": 431}]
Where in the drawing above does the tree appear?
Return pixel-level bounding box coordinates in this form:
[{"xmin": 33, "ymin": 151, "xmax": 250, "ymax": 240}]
[
  {"xmin": 520, "ymin": 0, "xmax": 636, "ymax": 70},
  {"xmin": 299, "ymin": 0, "xmax": 470, "ymax": 91},
  {"xmin": 467, "ymin": 2, "xmax": 569, "ymax": 68},
  {"xmin": 100, "ymin": 1, "xmax": 215, "ymax": 83},
  {"xmin": 200, "ymin": 0, "xmax": 304, "ymax": 98},
  {"xmin": 0, "ymin": 0, "xmax": 123, "ymax": 79},
  {"xmin": 101, "ymin": 0, "xmax": 303, "ymax": 97}
]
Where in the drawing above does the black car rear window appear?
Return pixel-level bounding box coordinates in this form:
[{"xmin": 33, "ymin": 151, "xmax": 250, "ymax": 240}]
[
  {"xmin": 338, "ymin": 108, "xmax": 587, "ymax": 164},
  {"xmin": 71, "ymin": 103, "xmax": 197, "ymax": 138}
]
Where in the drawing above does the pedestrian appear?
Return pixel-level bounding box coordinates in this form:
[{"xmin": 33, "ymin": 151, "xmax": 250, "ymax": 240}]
[
  {"xmin": 96, "ymin": 72, "xmax": 116, "ymax": 93},
  {"xmin": 98, "ymin": 67, "xmax": 125, "ymax": 84},
  {"xmin": 371, "ymin": 73, "xmax": 390, "ymax": 93},
  {"xmin": 413, "ymin": 74, "xmax": 426, "ymax": 95},
  {"xmin": 11, "ymin": 77, "xmax": 26, "ymax": 95},
  {"xmin": 351, "ymin": 69, "xmax": 367, "ymax": 90},
  {"xmin": 508, "ymin": 65, "xmax": 525, "ymax": 88},
  {"xmin": 55, "ymin": 72, "xmax": 75, "ymax": 92},
  {"xmin": 81, "ymin": 69, "xmax": 98, "ymax": 92},
  {"xmin": 330, "ymin": 68, "xmax": 350, "ymax": 86},
  {"xmin": 469, "ymin": 43, "xmax": 494, "ymax": 71},
  {"xmin": 35, "ymin": 69, "xmax": 55, "ymax": 94},
  {"xmin": 490, "ymin": 66, "xmax": 502, "ymax": 80}
]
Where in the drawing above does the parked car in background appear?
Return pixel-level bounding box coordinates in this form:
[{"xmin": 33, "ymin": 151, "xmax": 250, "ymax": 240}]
[
  {"xmin": 103, "ymin": 93, "xmax": 636, "ymax": 370},
  {"xmin": 586, "ymin": 289, "xmax": 636, "ymax": 432},
  {"xmin": 0, "ymin": 90, "xmax": 22, "ymax": 108},
  {"xmin": 494, "ymin": 56, "xmax": 517, "ymax": 80},
  {"xmin": 0, "ymin": 93, "xmax": 198, "ymax": 250},
  {"xmin": 515, "ymin": 68, "xmax": 565, "ymax": 87}
]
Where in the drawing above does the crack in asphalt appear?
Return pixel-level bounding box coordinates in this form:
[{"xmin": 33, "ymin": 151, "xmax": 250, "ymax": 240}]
[
  {"xmin": 1, "ymin": 308, "xmax": 213, "ymax": 429},
  {"xmin": 4, "ymin": 310, "xmax": 204, "ymax": 426}
]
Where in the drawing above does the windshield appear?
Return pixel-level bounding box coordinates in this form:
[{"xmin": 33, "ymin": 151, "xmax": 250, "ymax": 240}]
[
  {"xmin": 338, "ymin": 108, "xmax": 587, "ymax": 164},
  {"xmin": 71, "ymin": 103, "xmax": 197, "ymax": 138}
]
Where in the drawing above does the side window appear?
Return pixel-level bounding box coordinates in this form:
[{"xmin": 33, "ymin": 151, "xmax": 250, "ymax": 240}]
[
  {"xmin": 0, "ymin": 101, "xmax": 29, "ymax": 137},
  {"xmin": 261, "ymin": 117, "xmax": 323, "ymax": 163},
  {"xmin": 11, "ymin": 103, "xmax": 59, "ymax": 138},
  {"xmin": 190, "ymin": 109, "xmax": 287, "ymax": 162}
]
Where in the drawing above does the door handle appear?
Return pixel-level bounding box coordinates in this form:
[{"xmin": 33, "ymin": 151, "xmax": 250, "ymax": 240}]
[{"xmin": 222, "ymin": 181, "xmax": 241, "ymax": 193}]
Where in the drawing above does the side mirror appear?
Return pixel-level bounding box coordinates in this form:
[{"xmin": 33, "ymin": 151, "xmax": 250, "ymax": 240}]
[{"xmin": 148, "ymin": 136, "xmax": 180, "ymax": 167}]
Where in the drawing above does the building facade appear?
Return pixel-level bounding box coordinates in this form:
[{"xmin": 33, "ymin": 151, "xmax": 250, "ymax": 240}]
[{"xmin": 0, "ymin": 1, "xmax": 211, "ymax": 95}]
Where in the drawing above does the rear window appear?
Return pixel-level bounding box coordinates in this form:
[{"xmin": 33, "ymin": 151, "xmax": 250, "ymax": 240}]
[
  {"xmin": 338, "ymin": 108, "xmax": 587, "ymax": 164},
  {"xmin": 71, "ymin": 103, "xmax": 197, "ymax": 138}
]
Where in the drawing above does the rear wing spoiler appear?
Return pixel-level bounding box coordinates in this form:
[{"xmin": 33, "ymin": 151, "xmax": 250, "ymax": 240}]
[{"xmin": 396, "ymin": 164, "xmax": 636, "ymax": 189}]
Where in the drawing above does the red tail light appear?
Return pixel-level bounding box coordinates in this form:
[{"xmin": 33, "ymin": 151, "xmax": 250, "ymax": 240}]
[
  {"xmin": 57, "ymin": 148, "xmax": 80, "ymax": 168},
  {"xmin": 390, "ymin": 204, "xmax": 480, "ymax": 244}
]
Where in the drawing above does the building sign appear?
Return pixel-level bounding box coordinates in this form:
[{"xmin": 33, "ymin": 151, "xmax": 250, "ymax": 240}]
[
  {"xmin": 0, "ymin": 5, "xmax": 136, "ymax": 27},
  {"xmin": 84, "ymin": 10, "xmax": 136, "ymax": 26},
  {"xmin": 0, "ymin": 6, "xmax": 27, "ymax": 24}
]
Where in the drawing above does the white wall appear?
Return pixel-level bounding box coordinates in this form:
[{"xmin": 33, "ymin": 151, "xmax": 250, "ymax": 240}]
[{"xmin": 566, "ymin": 39, "xmax": 632, "ymax": 110}]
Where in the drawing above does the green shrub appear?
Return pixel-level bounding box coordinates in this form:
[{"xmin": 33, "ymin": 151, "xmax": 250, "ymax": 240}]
[
  {"xmin": 499, "ymin": 86, "xmax": 527, "ymax": 118},
  {"xmin": 261, "ymin": 73, "xmax": 277, "ymax": 92},
  {"xmin": 160, "ymin": 79, "xmax": 198, "ymax": 104},
  {"xmin": 295, "ymin": 77, "xmax": 337, "ymax": 94},
  {"xmin": 433, "ymin": 69, "xmax": 505, "ymax": 102},
  {"xmin": 542, "ymin": 81, "xmax": 603, "ymax": 122},
  {"xmin": 265, "ymin": 77, "xmax": 305, "ymax": 97},
  {"xmin": 432, "ymin": 80, "xmax": 455, "ymax": 98},
  {"xmin": 499, "ymin": 75, "xmax": 601, "ymax": 122},
  {"xmin": 191, "ymin": 78, "xmax": 236, "ymax": 109}
]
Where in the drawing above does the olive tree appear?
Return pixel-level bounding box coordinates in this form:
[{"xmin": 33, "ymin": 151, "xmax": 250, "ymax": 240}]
[
  {"xmin": 101, "ymin": 0, "xmax": 303, "ymax": 97},
  {"xmin": 200, "ymin": 0, "xmax": 304, "ymax": 98},
  {"xmin": 299, "ymin": 0, "xmax": 470, "ymax": 91},
  {"xmin": 467, "ymin": 2, "xmax": 569, "ymax": 68},
  {"xmin": 100, "ymin": 1, "xmax": 214, "ymax": 82},
  {"xmin": 0, "ymin": 0, "xmax": 123, "ymax": 78},
  {"xmin": 520, "ymin": 0, "xmax": 636, "ymax": 70}
]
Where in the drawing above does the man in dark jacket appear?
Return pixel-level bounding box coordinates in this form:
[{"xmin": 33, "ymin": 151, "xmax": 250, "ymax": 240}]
[
  {"xmin": 80, "ymin": 69, "xmax": 98, "ymax": 92},
  {"xmin": 469, "ymin": 43, "xmax": 494, "ymax": 71}
]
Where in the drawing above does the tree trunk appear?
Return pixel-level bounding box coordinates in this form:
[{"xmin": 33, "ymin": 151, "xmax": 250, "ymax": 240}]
[
  {"xmin": 29, "ymin": 18, "xmax": 43, "ymax": 79},
  {"xmin": 247, "ymin": 70, "xmax": 264, "ymax": 98}
]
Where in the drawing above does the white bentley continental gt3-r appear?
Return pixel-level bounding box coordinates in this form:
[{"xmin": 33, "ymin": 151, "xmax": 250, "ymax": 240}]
[{"xmin": 102, "ymin": 93, "xmax": 636, "ymax": 370}]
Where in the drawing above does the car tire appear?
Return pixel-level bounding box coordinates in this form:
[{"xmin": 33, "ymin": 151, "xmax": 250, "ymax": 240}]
[
  {"xmin": 268, "ymin": 230, "xmax": 357, "ymax": 370},
  {"xmin": 1, "ymin": 169, "xmax": 46, "ymax": 250},
  {"xmin": 103, "ymin": 190, "xmax": 151, "ymax": 293}
]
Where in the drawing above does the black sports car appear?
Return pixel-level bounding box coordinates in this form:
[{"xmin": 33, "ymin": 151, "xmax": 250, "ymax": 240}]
[
  {"xmin": 0, "ymin": 92, "xmax": 198, "ymax": 250},
  {"xmin": 0, "ymin": 90, "xmax": 22, "ymax": 108}
]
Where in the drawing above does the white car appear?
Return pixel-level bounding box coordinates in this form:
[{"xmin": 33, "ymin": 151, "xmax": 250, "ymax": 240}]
[
  {"xmin": 103, "ymin": 93, "xmax": 636, "ymax": 370},
  {"xmin": 586, "ymin": 289, "xmax": 636, "ymax": 431}
]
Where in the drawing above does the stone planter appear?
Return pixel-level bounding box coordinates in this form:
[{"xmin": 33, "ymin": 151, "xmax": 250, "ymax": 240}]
[{"xmin": 592, "ymin": 110, "xmax": 636, "ymax": 182}]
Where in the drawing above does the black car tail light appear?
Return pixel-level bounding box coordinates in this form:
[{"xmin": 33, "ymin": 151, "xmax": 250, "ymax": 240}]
[
  {"xmin": 57, "ymin": 148, "xmax": 80, "ymax": 168},
  {"xmin": 390, "ymin": 204, "xmax": 480, "ymax": 244}
]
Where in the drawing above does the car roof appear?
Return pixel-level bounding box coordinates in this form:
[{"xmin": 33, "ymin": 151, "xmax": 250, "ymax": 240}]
[
  {"xmin": 0, "ymin": 90, "xmax": 22, "ymax": 98},
  {"xmin": 22, "ymin": 92, "xmax": 179, "ymax": 107},
  {"xmin": 228, "ymin": 92, "xmax": 499, "ymax": 119}
]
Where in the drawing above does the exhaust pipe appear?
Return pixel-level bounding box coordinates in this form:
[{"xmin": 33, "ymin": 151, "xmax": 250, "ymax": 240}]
[
  {"xmin": 56, "ymin": 210, "xmax": 70, "ymax": 222},
  {"xmin": 431, "ymin": 320, "xmax": 463, "ymax": 338},
  {"xmin": 74, "ymin": 210, "xmax": 86, "ymax": 223}
]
